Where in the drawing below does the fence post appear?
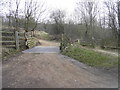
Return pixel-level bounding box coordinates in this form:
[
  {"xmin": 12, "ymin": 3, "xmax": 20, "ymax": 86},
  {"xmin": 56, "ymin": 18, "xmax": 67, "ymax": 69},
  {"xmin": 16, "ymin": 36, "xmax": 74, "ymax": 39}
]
[
  {"xmin": 15, "ymin": 31, "xmax": 19, "ymax": 50},
  {"xmin": 0, "ymin": 17, "xmax": 2, "ymax": 90}
]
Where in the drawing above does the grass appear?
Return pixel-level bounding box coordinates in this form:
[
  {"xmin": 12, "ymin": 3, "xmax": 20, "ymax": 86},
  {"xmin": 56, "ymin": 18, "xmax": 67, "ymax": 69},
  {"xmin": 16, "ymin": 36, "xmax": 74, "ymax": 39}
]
[
  {"xmin": 2, "ymin": 48, "xmax": 19, "ymax": 60},
  {"xmin": 62, "ymin": 45, "xmax": 118, "ymax": 69},
  {"xmin": 35, "ymin": 31, "xmax": 52, "ymax": 40}
]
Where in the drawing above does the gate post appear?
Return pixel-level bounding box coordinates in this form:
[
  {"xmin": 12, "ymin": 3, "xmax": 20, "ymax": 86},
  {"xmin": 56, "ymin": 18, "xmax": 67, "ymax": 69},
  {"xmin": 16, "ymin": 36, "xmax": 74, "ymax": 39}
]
[
  {"xmin": 0, "ymin": 17, "xmax": 2, "ymax": 90},
  {"xmin": 15, "ymin": 31, "xmax": 19, "ymax": 50}
]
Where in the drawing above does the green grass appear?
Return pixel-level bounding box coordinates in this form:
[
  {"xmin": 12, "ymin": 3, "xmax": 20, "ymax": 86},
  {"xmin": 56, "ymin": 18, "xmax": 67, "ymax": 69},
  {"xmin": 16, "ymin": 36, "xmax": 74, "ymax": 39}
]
[
  {"xmin": 62, "ymin": 45, "xmax": 118, "ymax": 69},
  {"xmin": 35, "ymin": 31, "xmax": 52, "ymax": 40},
  {"xmin": 2, "ymin": 48, "xmax": 19, "ymax": 60}
]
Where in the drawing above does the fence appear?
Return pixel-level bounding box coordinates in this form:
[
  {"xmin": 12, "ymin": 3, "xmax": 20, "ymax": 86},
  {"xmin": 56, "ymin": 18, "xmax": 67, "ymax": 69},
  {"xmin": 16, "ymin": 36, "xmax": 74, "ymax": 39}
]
[{"xmin": 0, "ymin": 29, "xmax": 26, "ymax": 50}]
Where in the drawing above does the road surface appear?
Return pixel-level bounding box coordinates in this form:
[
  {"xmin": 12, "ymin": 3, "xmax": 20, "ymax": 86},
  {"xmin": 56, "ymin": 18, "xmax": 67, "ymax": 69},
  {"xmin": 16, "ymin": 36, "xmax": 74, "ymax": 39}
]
[{"xmin": 2, "ymin": 40, "xmax": 118, "ymax": 88}]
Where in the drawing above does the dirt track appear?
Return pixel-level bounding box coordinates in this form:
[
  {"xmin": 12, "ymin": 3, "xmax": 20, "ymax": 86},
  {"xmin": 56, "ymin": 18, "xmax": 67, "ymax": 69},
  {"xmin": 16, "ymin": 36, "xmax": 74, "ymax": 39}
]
[{"xmin": 2, "ymin": 40, "xmax": 118, "ymax": 88}]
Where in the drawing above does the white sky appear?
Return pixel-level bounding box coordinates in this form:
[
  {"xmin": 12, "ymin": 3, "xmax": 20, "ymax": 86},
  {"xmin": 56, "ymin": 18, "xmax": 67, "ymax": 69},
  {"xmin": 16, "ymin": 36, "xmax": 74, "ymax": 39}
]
[
  {"xmin": 1, "ymin": 0, "xmax": 118, "ymax": 14},
  {"xmin": 0, "ymin": 0, "xmax": 79, "ymax": 22},
  {"xmin": 0, "ymin": 0, "xmax": 78, "ymax": 18},
  {"xmin": 45, "ymin": 0, "xmax": 78, "ymax": 14},
  {"xmin": 0, "ymin": 0, "xmax": 118, "ymax": 22}
]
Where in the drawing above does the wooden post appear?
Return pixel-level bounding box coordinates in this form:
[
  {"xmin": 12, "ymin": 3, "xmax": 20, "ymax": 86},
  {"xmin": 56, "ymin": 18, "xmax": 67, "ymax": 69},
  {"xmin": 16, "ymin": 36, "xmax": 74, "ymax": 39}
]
[
  {"xmin": 15, "ymin": 31, "xmax": 19, "ymax": 50},
  {"xmin": 0, "ymin": 18, "xmax": 2, "ymax": 54},
  {"xmin": 62, "ymin": 34, "xmax": 64, "ymax": 42},
  {"xmin": 78, "ymin": 39, "xmax": 80, "ymax": 43},
  {"xmin": 60, "ymin": 34, "xmax": 64, "ymax": 51},
  {"xmin": 0, "ymin": 18, "xmax": 2, "ymax": 90}
]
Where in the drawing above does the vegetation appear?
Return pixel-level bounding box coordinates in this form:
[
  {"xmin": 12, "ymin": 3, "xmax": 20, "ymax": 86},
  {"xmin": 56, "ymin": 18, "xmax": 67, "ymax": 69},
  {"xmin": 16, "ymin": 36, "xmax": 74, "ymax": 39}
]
[
  {"xmin": 50, "ymin": 9, "xmax": 65, "ymax": 35},
  {"xmin": 0, "ymin": 0, "xmax": 119, "ymax": 68},
  {"xmin": 2, "ymin": 48, "xmax": 19, "ymax": 60},
  {"xmin": 35, "ymin": 31, "xmax": 52, "ymax": 40},
  {"xmin": 1, "ymin": 0, "xmax": 119, "ymax": 48},
  {"xmin": 26, "ymin": 37, "xmax": 39, "ymax": 48},
  {"xmin": 62, "ymin": 44, "xmax": 118, "ymax": 69},
  {"xmin": 1, "ymin": 27, "xmax": 26, "ymax": 59}
]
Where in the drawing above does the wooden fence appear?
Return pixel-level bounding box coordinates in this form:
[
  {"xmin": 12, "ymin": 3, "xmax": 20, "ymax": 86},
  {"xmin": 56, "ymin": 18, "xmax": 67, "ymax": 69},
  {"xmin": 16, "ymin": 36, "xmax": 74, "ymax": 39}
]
[{"xmin": 0, "ymin": 30, "xmax": 26, "ymax": 50}]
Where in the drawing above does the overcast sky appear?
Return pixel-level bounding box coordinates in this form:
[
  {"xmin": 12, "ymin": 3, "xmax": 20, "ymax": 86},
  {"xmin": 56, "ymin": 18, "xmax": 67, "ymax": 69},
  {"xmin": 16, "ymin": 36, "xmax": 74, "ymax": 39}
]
[
  {"xmin": 1, "ymin": 0, "xmax": 103, "ymax": 15},
  {"xmin": 1, "ymin": 0, "xmax": 118, "ymax": 14},
  {"xmin": 0, "ymin": 0, "xmax": 118, "ymax": 22},
  {"xmin": 46, "ymin": 0, "xmax": 78, "ymax": 14},
  {"xmin": 1, "ymin": 0, "xmax": 78, "ymax": 13}
]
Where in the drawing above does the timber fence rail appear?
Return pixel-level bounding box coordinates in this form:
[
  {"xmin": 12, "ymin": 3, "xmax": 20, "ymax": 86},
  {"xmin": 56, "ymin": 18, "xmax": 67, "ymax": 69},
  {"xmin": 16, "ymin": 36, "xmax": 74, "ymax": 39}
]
[{"xmin": 0, "ymin": 30, "xmax": 26, "ymax": 50}]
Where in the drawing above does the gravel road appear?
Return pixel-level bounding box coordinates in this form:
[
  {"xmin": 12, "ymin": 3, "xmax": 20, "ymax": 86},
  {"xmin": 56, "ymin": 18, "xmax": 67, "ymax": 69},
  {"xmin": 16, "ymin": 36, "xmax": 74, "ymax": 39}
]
[{"xmin": 2, "ymin": 40, "xmax": 118, "ymax": 88}]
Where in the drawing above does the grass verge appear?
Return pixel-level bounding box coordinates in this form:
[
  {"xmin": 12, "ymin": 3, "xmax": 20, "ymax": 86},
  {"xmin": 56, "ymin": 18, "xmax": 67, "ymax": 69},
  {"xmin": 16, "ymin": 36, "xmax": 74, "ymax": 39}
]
[
  {"xmin": 2, "ymin": 48, "xmax": 20, "ymax": 60},
  {"xmin": 62, "ymin": 45, "xmax": 118, "ymax": 69}
]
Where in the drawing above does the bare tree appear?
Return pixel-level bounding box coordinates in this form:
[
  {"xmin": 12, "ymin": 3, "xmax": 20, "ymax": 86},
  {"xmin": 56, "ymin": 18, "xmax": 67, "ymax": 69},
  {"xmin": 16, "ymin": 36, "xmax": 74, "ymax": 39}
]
[
  {"xmin": 24, "ymin": 0, "xmax": 46, "ymax": 37},
  {"xmin": 50, "ymin": 9, "xmax": 65, "ymax": 35},
  {"xmin": 0, "ymin": 0, "xmax": 14, "ymax": 27},
  {"xmin": 14, "ymin": 0, "xmax": 21, "ymax": 31},
  {"xmin": 8, "ymin": 0, "xmax": 12, "ymax": 27},
  {"xmin": 104, "ymin": 1, "xmax": 118, "ymax": 40},
  {"xmin": 118, "ymin": 1, "xmax": 120, "ymax": 31},
  {"xmin": 76, "ymin": 1, "xmax": 98, "ymax": 46},
  {"xmin": 118, "ymin": 1, "xmax": 120, "ymax": 48}
]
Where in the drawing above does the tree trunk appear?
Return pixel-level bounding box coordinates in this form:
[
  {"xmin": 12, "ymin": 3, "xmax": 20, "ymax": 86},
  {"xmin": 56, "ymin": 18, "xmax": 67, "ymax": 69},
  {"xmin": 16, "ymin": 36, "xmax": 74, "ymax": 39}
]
[
  {"xmin": 117, "ymin": 1, "xmax": 120, "ymax": 86},
  {"xmin": 118, "ymin": 1, "xmax": 120, "ymax": 48}
]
